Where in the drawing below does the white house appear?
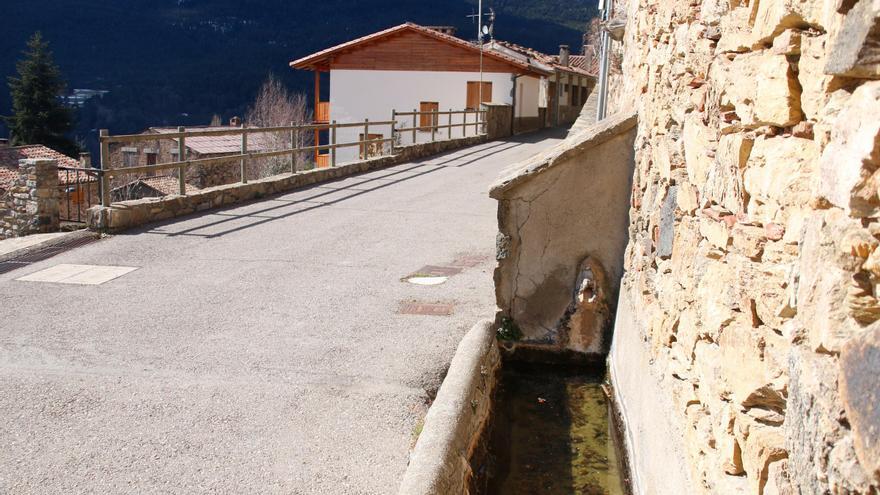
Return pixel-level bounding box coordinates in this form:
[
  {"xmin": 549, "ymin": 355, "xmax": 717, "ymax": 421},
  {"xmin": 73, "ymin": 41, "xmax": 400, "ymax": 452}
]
[{"xmin": 290, "ymin": 23, "xmax": 594, "ymax": 165}]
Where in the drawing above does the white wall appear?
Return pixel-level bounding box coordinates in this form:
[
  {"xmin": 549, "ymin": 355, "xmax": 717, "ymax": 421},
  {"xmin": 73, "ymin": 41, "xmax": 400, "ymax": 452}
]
[
  {"xmin": 329, "ymin": 69, "xmax": 515, "ymax": 163},
  {"xmin": 516, "ymin": 76, "xmax": 541, "ymax": 118}
]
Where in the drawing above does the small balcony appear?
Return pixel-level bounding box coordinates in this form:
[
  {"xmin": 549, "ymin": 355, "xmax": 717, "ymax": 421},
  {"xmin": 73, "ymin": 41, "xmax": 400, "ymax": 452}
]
[{"xmin": 315, "ymin": 101, "xmax": 330, "ymax": 123}]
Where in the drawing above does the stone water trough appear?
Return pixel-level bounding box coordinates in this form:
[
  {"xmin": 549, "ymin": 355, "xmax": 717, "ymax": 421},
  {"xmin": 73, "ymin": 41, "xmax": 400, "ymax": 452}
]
[{"xmin": 398, "ymin": 111, "xmax": 638, "ymax": 494}]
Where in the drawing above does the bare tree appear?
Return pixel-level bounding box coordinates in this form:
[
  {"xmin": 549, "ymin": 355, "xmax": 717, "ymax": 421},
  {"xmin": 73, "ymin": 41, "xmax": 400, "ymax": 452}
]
[{"xmin": 245, "ymin": 74, "xmax": 313, "ymax": 178}]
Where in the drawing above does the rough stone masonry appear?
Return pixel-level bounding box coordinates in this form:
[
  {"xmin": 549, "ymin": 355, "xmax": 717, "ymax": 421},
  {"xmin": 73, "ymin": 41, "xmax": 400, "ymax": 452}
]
[{"xmin": 605, "ymin": 0, "xmax": 880, "ymax": 492}]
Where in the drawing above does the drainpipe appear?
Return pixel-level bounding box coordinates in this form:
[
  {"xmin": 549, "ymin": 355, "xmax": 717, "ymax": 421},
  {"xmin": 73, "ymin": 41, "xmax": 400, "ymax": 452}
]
[
  {"xmin": 596, "ymin": 0, "xmax": 612, "ymax": 121},
  {"xmin": 511, "ymin": 73, "xmax": 523, "ymax": 135}
]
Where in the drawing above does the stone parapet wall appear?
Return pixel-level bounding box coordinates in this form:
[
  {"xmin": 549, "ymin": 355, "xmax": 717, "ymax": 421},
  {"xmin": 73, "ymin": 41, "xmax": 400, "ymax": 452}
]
[
  {"xmin": 89, "ymin": 134, "xmax": 494, "ymax": 233},
  {"xmin": 0, "ymin": 159, "xmax": 60, "ymax": 239},
  {"xmin": 491, "ymin": 112, "xmax": 637, "ymax": 357},
  {"xmin": 607, "ymin": 0, "xmax": 880, "ymax": 491}
]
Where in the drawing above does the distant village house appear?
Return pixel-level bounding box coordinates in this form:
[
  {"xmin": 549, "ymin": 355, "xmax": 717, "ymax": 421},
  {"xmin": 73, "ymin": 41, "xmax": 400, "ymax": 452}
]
[{"xmin": 290, "ymin": 23, "xmax": 595, "ymax": 165}]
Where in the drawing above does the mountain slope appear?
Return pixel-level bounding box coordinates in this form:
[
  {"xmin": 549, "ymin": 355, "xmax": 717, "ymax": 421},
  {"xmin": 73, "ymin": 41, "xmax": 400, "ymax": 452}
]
[{"xmin": 1, "ymin": 0, "xmax": 594, "ymax": 149}]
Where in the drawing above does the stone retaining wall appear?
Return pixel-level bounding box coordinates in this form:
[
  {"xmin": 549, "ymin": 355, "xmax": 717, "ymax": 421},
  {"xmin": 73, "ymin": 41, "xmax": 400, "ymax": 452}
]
[
  {"xmin": 607, "ymin": 0, "xmax": 880, "ymax": 491},
  {"xmin": 88, "ymin": 134, "xmax": 493, "ymax": 233},
  {"xmin": 0, "ymin": 159, "xmax": 60, "ymax": 240}
]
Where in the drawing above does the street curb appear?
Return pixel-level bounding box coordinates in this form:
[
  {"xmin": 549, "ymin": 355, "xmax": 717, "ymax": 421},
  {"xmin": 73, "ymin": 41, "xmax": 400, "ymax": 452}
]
[
  {"xmin": 0, "ymin": 229, "xmax": 98, "ymax": 263},
  {"xmin": 397, "ymin": 319, "xmax": 500, "ymax": 495}
]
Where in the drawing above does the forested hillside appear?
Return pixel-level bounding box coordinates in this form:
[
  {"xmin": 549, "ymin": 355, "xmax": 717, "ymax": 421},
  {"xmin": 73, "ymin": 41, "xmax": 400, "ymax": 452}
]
[{"xmin": 1, "ymin": 0, "xmax": 594, "ymax": 153}]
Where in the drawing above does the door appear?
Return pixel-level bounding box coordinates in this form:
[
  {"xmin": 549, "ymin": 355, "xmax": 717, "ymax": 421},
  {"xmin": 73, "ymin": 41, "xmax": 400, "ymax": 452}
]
[{"xmin": 466, "ymin": 81, "xmax": 492, "ymax": 110}]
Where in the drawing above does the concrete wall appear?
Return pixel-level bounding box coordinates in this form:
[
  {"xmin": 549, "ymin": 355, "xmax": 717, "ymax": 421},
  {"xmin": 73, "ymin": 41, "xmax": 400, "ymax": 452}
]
[
  {"xmin": 490, "ymin": 111, "xmax": 637, "ymax": 357},
  {"xmin": 0, "ymin": 159, "xmax": 60, "ymax": 239},
  {"xmin": 606, "ymin": 0, "xmax": 880, "ymax": 490},
  {"xmin": 330, "ymin": 69, "xmax": 515, "ymax": 163},
  {"xmin": 396, "ymin": 321, "xmax": 500, "ymax": 495}
]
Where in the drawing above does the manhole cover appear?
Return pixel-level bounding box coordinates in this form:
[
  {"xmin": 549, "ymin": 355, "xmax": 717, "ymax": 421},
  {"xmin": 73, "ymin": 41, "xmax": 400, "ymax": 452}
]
[
  {"xmin": 405, "ymin": 276, "xmax": 448, "ymax": 286},
  {"xmin": 398, "ymin": 301, "xmax": 454, "ymax": 316}
]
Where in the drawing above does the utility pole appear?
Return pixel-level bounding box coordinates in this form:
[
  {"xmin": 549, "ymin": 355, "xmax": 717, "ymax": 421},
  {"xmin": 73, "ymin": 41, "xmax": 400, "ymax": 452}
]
[
  {"xmin": 597, "ymin": 0, "xmax": 613, "ymax": 121},
  {"xmin": 479, "ymin": 0, "xmax": 483, "ymax": 117}
]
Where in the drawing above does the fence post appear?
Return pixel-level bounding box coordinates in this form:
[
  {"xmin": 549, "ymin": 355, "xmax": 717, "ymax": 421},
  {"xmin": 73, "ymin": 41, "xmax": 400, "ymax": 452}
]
[
  {"xmin": 177, "ymin": 126, "xmax": 187, "ymax": 195},
  {"xmin": 364, "ymin": 118, "xmax": 370, "ymax": 159},
  {"xmin": 463, "ymin": 111, "xmax": 468, "ymax": 138},
  {"xmin": 412, "ymin": 109, "xmax": 417, "ymax": 144},
  {"xmin": 331, "ymin": 120, "xmax": 337, "ymax": 167},
  {"xmin": 448, "ymin": 109, "xmax": 452, "ymax": 140},
  {"xmin": 475, "ymin": 108, "xmax": 479, "ymax": 135},
  {"xmin": 431, "ymin": 110, "xmax": 436, "ymax": 143},
  {"xmin": 99, "ymin": 129, "xmax": 110, "ymax": 206},
  {"xmin": 240, "ymin": 124, "xmax": 248, "ymax": 184},
  {"xmin": 290, "ymin": 121, "xmax": 296, "ymax": 174},
  {"xmin": 390, "ymin": 109, "xmax": 396, "ymax": 155}
]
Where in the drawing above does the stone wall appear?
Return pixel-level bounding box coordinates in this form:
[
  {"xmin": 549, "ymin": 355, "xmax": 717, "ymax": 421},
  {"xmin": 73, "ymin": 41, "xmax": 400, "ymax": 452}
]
[
  {"xmin": 607, "ymin": 0, "xmax": 880, "ymax": 491},
  {"xmin": 0, "ymin": 159, "xmax": 60, "ymax": 239},
  {"xmin": 491, "ymin": 112, "xmax": 637, "ymax": 358}
]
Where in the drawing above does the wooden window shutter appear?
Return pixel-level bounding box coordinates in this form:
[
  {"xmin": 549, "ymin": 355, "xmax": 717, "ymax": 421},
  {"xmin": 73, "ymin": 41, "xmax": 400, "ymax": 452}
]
[
  {"xmin": 420, "ymin": 102, "xmax": 439, "ymax": 129},
  {"xmin": 466, "ymin": 81, "xmax": 493, "ymax": 110}
]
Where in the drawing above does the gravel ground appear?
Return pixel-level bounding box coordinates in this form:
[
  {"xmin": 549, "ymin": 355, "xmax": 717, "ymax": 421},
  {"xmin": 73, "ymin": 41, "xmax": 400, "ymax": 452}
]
[{"xmin": 0, "ymin": 131, "xmax": 563, "ymax": 494}]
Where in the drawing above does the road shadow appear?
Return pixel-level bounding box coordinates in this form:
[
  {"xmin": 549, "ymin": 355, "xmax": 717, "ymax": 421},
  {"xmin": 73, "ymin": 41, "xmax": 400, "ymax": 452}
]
[{"xmin": 128, "ymin": 129, "xmax": 567, "ymax": 239}]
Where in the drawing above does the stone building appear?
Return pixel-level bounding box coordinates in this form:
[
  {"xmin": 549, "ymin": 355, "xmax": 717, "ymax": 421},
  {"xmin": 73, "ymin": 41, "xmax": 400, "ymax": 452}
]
[{"xmin": 109, "ymin": 123, "xmax": 271, "ymax": 194}]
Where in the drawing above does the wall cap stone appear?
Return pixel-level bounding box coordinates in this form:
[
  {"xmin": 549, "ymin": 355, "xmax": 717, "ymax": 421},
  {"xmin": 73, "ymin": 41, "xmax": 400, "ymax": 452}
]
[
  {"xmin": 396, "ymin": 320, "xmax": 500, "ymax": 495},
  {"xmin": 489, "ymin": 109, "xmax": 638, "ymax": 198}
]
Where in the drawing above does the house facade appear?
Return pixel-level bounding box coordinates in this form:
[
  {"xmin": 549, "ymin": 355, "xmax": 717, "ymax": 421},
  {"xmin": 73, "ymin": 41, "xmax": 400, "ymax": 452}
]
[{"xmin": 291, "ymin": 23, "xmax": 595, "ymax": 165}]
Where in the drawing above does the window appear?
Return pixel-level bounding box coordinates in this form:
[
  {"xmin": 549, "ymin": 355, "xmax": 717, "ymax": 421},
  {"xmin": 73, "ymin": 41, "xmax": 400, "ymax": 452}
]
[
  {"xmin": 359, "ymin": 133, "xmax": 384, "ymax": 159},
  {"xmin": 419, "ymin": 102, "xmax": 439, "ymax": 131},
  {"xmin": 121, "ymin": 147, "xmax": 138, "ymax": 167},
  {"xmin": 466, "ymin": 81, "xmax": 492, "ymax": 110}
]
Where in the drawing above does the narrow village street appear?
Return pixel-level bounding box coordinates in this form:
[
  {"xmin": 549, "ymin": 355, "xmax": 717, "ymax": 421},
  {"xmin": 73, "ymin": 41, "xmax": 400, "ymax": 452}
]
[{"xmin": 0, "ymin": 132, "xmax": 563, "ymax": 494}]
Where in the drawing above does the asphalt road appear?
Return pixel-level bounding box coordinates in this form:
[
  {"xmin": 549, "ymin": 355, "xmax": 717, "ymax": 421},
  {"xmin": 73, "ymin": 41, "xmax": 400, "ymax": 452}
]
[{"xmin": 0, "ymin": 131, "xmax": 564, "ymax": 495}]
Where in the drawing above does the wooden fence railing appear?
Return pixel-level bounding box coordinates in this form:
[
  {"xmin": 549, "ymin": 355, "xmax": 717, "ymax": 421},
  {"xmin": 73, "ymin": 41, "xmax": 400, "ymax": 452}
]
[{"xmin": 97, "ymin": 108, "xmax": 487, "ymax": 206}]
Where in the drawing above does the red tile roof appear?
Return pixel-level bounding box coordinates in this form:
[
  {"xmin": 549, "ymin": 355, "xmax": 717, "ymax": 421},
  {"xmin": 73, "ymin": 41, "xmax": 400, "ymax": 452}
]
[
  {"xmin": 149, "ymin": 126, "xmax": 272, "ymax": 156},
  {"xmin": 489, "ymin": 40, "xmax": 597, "ymax": 77},
  {"xmin": 290, "ymin": 23, "xmax": 550, "ymax": 76},
  {"xmin": 0, "ymin": 145, "xmax": 96, "ymax": 193},
  {"xmin": 112, "ymin": 175, "xmax": 200, "ymax": 197},
  {"xmin": 140, "ymin": 176, "xmax": 200, "ymax": 196}
]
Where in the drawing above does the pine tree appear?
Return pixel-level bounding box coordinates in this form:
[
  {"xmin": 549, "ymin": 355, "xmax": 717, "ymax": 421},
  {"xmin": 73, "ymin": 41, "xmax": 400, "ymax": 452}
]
[{"xmin": 4, "ymin": 32, "xmax": 78, "ymax": 156}]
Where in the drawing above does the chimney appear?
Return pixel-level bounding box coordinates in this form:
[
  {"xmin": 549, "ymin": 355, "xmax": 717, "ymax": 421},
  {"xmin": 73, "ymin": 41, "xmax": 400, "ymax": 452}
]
[
  {"xmin": 229, "ymin": 116, "xmax": 242, "ymax": 127},
  {"xmin": 582, "ymin": 44, "xmax": 594, "ymax": 71},
  {"xmin": 559, "ymin": 44, "xmax": 570, "ymax": 66},
  {"xmin": 79, "ymin": 152, "xmax": 91, "ymax": 168}
]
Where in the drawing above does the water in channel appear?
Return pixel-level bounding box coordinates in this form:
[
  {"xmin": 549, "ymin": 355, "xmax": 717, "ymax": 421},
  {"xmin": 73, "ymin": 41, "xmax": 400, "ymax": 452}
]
[{"xmin": 482, "ymin": 364, "xmax": 626, "ymax": 495}]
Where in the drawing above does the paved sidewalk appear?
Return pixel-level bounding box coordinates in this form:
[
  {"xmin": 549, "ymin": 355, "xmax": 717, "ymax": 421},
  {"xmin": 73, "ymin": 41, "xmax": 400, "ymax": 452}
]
[{"xmin": 0, "ymin": 131, "xmax": 564, "ymax": 494}]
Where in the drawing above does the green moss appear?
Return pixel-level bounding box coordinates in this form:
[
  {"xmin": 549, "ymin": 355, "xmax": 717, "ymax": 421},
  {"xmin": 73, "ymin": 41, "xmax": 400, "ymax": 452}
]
[{"xmin": 496, "ymin": 318, "xmax": 523, "ymax": 341}]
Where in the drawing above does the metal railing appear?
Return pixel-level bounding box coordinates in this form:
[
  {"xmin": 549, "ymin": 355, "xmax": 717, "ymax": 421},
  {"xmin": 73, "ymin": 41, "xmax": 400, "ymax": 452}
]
[
  {"xmin": 57, "ymin": 165, "xmax": 102, "ymax": 223},
  {"xmin": 97, "ymin": 107, "xmax": 487, "ymax": 207}
]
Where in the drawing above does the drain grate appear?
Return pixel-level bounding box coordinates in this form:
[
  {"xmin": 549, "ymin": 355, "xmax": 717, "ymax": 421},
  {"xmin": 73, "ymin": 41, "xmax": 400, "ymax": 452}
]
[
  {"xmin": 449, "ymin": 254, "xmax": 490, "ymax": 268},
  {"xmin": 0, "ymin": 234, "xmax": 101, "ymax": 275},
  {"xmin": 398, "ymin": 301, "xmax": 455, "ymax": 316},
  {"xmin": 412, "ymin": 265, "xmax": 462, "ymax": 277}
]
